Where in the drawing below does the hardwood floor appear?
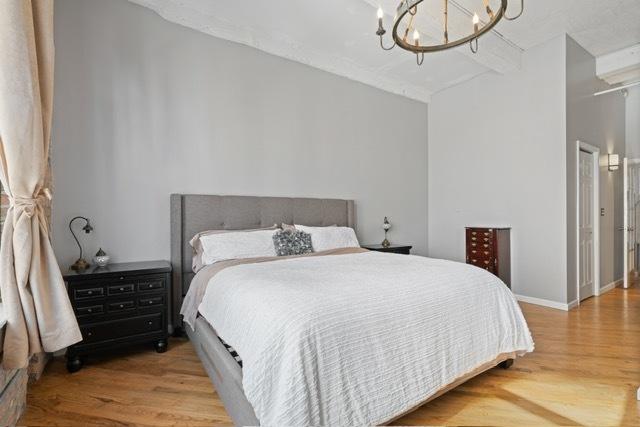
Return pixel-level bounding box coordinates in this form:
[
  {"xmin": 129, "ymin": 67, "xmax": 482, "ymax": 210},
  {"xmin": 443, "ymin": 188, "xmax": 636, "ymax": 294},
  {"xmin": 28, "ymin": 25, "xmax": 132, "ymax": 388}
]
[{"xmin": 20, "ymin": 284, "xmax": 639, "ymax": 426}]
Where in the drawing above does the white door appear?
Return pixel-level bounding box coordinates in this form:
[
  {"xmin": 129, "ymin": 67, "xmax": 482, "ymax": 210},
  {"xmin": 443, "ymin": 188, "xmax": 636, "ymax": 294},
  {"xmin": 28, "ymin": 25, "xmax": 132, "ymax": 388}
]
[
  {"xmin": 631, "ymin": 163, "xmax": 639, "ymax": 281},
  {"xmin": 579, "ymin": 150, "xmax": 595, "ymax": 300},
  {"xmin": 624, "ymin": 158, "xmax": 629, "ymax": 288},
  {"xmin": 624, "ymin": 159, "xmax": 639, "ymax": 289}
]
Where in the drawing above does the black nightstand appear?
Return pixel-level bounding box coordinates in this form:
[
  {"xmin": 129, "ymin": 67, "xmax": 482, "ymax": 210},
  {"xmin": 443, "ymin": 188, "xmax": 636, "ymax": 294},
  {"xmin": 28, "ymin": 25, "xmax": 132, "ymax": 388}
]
[
  {"xmin": 361, "ymin": 244, "xmax": 412, "ymax": 255},
  {"xmin": 63, "ymin": 260, "xmax": 171, "ymax": 373}
]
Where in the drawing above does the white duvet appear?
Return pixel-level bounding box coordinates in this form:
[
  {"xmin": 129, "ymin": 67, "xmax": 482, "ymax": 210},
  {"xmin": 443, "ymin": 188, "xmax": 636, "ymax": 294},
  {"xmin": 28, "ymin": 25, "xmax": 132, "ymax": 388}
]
[{"xmin": 197, "ymin": 251, "xmax": 534, "ymax": 426}]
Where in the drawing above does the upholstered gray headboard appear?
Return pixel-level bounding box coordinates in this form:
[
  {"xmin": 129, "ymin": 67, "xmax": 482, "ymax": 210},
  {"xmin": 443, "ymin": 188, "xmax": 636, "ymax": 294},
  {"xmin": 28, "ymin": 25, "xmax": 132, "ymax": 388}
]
[{"xmin": 170, "ymin": 194, "xmax": 355, "ymax": 330}]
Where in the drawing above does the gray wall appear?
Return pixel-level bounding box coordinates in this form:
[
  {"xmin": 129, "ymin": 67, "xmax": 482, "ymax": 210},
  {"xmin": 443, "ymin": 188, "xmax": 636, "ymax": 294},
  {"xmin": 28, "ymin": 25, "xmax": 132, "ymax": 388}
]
[
  {"xmin": 51, "ymin": 0, "xmax": 428, "ymax": 266},
  {"xmin": 565, "ymin": 35, "xmax": 626, "ymax": 303},
  {"xmin": 427, "ymin": 36, "xmax": 568, "ymax": 303}
]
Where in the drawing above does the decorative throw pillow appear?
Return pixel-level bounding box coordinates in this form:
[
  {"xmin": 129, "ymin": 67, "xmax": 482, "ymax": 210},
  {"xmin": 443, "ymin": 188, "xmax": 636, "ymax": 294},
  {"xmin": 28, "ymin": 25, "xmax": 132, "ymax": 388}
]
[{"xmin": 272, "ymin": 230, "xmax": 313, "ymax": 256}]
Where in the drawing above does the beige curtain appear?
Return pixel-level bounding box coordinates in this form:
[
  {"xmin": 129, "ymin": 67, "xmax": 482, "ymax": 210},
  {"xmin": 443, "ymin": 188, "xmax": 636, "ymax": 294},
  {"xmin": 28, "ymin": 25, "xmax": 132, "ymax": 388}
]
[{"xmin": 0, "ymin": 0, "xmax": 81, "ymax": 369}]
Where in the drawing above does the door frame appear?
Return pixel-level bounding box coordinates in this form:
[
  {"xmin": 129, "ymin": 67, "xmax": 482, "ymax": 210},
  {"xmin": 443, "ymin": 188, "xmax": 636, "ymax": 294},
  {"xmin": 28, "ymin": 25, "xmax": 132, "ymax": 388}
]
[
  {"xmin": 575, "ymin": 140, "xmax": 601, "ymax": 302},
  {"xmin": 623, "ymin": 158, "xmax": 640, "ymax": 289}
]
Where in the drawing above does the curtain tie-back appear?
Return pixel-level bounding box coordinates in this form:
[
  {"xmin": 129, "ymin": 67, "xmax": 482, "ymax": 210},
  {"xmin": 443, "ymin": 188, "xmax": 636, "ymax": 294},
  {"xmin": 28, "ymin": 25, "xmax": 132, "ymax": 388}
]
[{"xmin": 9, "ymin": 188, "xmax": 52, "ymax": 218}]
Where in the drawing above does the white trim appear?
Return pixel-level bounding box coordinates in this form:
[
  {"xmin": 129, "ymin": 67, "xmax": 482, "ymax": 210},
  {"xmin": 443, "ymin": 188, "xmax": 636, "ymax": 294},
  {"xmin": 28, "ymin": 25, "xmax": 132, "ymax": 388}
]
[
  {"xmin": 516, "ymin": 280, "xmax": 622, "ymax": 312},
  {"xmin": 515, "ymin": 294, "xmax": 571, "ymax": 311},
  {"xmin": 600, "ymin": 278, "xmax": 623, "ymax": 295},
  {"xmin": 624, "ymin": 158, "xmax": 629, "ymax": 288},
  {"xmin": 567, "ymin": 299, "xmax": 580, "ymax": 310},
  {"xmin": 575, "ymin": 140, "xmax": 601, "ymax": 306}
]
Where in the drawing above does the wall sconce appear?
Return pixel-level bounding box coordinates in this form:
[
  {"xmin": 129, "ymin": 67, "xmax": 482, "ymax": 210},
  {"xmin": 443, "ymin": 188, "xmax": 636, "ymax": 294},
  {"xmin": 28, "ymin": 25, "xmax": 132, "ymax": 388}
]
[{"xmin": 608, "ymin": 154, "xmax": 620, "ymax": 171}]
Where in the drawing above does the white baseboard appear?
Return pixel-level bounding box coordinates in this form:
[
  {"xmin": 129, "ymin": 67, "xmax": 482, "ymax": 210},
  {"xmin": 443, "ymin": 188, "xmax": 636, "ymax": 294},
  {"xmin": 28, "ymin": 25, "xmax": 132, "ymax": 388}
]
[
  {"xmin": 567, "ymin": 299, "xmax": 580, "ymax": 309},
  {"xmin": 517, "ymin": 279, "xmax": 623, "ymax": 311},
  {"xmin": 600, "ymin": 278, "xmax": 623, "ymax": 294},
  {"xmin": 514, "ymin": 294, "xmax": 571, "ymax": 311}
]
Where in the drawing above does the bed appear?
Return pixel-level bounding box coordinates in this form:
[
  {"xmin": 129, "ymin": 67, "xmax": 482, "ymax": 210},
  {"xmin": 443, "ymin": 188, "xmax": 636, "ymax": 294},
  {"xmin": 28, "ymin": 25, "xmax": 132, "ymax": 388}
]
[{"xmin": 170, "ymin": 194, "xmax": 533, "ymax": 426}]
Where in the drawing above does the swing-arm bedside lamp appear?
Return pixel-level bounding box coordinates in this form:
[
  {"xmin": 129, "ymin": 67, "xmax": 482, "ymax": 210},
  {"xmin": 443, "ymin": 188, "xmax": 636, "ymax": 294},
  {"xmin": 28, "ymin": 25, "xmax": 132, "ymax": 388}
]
[{"xmin": 69, "ymin": 216, "xmax": 93, "ymax": 271}]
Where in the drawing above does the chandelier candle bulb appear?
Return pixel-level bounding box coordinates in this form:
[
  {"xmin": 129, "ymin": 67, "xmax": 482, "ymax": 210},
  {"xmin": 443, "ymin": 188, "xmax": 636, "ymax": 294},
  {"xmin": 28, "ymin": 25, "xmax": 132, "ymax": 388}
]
[
  {"xmin": 413, "ymin": 29, "xmax": 420, "ymax": 44},
  {"xmin": 377, "ymin": 7, "xmax": 384, "ymax": 29},
  {"xmin": 473, "ymin": 13, "xmax": 480, "ymax": 32}
]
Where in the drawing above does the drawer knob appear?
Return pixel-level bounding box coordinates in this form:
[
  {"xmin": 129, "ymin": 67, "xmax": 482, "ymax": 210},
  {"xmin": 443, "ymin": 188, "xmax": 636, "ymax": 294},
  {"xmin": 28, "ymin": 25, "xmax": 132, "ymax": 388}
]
[
  {"xmin": 119, "ymin": 304, "xmax": 124, "ymax": 308},
  {"xmin": 87, "ymin": 332, "xmax": 92, "ymax": 336},
  {"xmin": 119, "ymin": 287, "xmax": 124, "ymax": 291},
  {"xmin": 147, "ymin": 321, "xmax": 153, "ymax": 325},
  {"xmin": 472, "ymin": 259, "xmax": 477, "ymax": 262},
  {"xmin": 87, "ymin": 308, "xmax": 92, "ymax": 313},
  {"xmin": 149, "ymin": 301, "xmax": 153, "ymax": 305},
  {"xmin": 119, "ymin": 276, "xmax": 124, "ymax": 280},
  {"xmin": 87, "ymin": 291, "xmax": 92, "ymax": 295}
]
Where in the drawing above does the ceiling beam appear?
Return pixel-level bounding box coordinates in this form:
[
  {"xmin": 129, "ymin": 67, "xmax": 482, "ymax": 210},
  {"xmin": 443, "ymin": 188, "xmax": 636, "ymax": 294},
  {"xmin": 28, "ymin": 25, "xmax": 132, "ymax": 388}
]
[
  {"xmin": 597, "ymin": 44, "xmax": 640, "ymax": 85},
  {"xmin": 364, "ymin": 0, "xmax": 522, "ymax": 74}
]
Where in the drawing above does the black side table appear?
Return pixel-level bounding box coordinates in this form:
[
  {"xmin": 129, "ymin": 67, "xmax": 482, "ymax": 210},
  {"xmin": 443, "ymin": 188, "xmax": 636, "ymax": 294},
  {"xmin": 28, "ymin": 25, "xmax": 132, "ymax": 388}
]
[
  {"xmin": 63, "ymin": 260, "xmax": 171, "ymax": 372},
  {"xmin": 361, "ymin": 244, "xmax": 412, "ymax": 255}
]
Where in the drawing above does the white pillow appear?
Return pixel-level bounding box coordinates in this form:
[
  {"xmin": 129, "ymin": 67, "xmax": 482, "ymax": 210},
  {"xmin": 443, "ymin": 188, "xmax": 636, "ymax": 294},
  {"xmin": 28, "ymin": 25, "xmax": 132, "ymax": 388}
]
[
  {"xmin": 199, "ymin": 229, "xmax": 277, "ymax": 266},
  {"xmin": 294, "ymin": 225, "xmax": 360, "ymax": 252}
]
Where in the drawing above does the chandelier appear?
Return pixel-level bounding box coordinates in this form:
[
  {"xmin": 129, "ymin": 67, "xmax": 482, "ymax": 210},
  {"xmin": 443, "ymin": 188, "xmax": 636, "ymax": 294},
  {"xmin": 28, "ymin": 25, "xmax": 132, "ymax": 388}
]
[{"xmin": 376, "ymin": 0, "xmax": 524, "ymax": 65}]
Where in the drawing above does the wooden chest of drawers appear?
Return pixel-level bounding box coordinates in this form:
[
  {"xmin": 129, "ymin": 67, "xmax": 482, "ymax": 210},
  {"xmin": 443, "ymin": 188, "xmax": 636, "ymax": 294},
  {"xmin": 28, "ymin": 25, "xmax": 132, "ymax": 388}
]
[
  {"xmin": 465, "ymin": 227, "xmax": 511, "ymax": 288},
  {"xmin": 63, "ymin": 260, "xmax": 172, "ymax": 372}
]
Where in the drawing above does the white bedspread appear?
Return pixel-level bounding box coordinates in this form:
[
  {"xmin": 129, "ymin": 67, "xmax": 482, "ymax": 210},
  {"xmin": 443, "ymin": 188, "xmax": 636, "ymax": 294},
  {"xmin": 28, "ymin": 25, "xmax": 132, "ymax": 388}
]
[{"xmin": 197, "ymin": 251, "xmax": 534, "ymax": 426}]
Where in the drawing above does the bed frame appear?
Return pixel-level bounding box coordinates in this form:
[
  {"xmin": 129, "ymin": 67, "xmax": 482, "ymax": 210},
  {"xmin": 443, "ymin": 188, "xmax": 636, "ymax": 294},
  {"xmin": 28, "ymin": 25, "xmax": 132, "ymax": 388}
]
[
  {"xmin": 170, "ymin": 194, "xmax": 355, "ymax": 425},
  {"xmin": 169, "ymin": 194, "xmax": 512, "ymax": 426}
]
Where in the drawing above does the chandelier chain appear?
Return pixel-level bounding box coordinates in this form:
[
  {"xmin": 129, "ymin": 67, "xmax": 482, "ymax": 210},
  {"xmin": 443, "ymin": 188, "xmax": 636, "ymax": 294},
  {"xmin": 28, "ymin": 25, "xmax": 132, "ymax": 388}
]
[
  {"xmin": 443, "ymin": 0, "xmax": 449, "ymax": 44},
  {"xmin": 379, "ymin": 35, "xmax": 396, "ymax": 51},
  {"xmin": 503, "ymin": 0, "xmax": 524, "ymax": 21},
  {"xmin": 470, "ymin": 38, "xmax": 479, "ymax": 54}
]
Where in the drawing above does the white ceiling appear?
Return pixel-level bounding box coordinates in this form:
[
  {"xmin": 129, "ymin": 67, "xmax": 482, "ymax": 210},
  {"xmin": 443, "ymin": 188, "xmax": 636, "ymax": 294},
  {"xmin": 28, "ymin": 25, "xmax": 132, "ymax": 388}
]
[{"xmin": 130, "ymin": 0, "xmax": 640, "ymax": 103}]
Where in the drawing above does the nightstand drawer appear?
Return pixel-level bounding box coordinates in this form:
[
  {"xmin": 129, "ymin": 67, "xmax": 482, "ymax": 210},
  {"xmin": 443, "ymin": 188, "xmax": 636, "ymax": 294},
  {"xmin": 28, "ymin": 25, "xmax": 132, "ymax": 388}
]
[
  {"xmin": 107, "ymin": 283, "xmax": 135, "ymax": 296},
  {"xmin": 138, "ymin": 279, "xmax": 164, "ymax": 292},
  {"xmin": 108, "ymin": 300, "xmax": 135, "ymax": 312},
  {"xmin": 80, "ymin": 313, "xmax": 163, "ymax": 344},
  {"xmin": 76, "ymin": 304, "xmax": 104, "ymax": 317},
  {"xmin": 74, "ymin": 287, "xmax": 104, "ymax": 300},
  {"xmin": 139, "ymin": 295, "xmax": 163, "ymax": 307}
]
